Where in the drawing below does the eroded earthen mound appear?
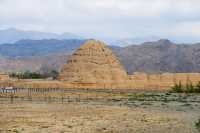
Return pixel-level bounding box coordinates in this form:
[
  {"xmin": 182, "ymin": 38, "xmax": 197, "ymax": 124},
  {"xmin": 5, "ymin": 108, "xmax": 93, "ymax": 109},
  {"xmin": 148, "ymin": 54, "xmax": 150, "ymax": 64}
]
[{"xmin": 58, "ymin": 40, "xmax": 128, "ymax": 84}]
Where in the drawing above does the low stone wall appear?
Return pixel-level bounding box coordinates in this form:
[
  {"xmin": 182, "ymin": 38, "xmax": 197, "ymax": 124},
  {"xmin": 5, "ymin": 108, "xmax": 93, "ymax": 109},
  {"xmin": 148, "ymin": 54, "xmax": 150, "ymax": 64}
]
[{"xmin": 129, "ymin": 72, "xmax": 200, "ymax": 90}]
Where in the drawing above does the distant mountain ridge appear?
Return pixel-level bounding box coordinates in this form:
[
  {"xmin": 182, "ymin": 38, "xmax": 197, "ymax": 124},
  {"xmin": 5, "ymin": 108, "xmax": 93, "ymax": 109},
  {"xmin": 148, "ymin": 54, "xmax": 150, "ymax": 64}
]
[
  {"xmin": 108, "ymin": 36, "xmax": 161, "ymax": 46},
  {"xmin": 0, "ymin": 39, "xmax": 86, "ymax": 57},
  {"xmin": 0, "ymin": 28, "xmax": 83, "ymax": 44},
  {"xmin": 1, "ymin": 39, "xmax": 200, "ymax": 74}
]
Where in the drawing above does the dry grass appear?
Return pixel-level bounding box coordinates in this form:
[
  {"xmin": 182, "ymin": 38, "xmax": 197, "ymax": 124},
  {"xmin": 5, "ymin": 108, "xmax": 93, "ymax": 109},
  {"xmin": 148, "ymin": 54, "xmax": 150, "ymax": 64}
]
[{"xmin": 0, "ymin": 102, "xmax": 196, "ymax": 133}]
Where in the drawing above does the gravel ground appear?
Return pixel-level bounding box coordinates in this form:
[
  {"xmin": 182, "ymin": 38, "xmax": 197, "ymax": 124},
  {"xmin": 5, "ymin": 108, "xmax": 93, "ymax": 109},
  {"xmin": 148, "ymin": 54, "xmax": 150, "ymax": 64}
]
[{"xmin": 0, "ymin": 93, "xmax": 200, "ymax": 133}]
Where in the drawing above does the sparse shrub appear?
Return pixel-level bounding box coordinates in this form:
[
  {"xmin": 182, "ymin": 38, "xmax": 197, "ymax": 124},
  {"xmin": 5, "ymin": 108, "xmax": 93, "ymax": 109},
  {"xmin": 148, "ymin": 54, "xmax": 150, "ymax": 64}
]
[
  {"xmin": 170, "ymin": 81, "xmax": 200, "ymax": 93},
  {"xmin": 49, "ymin": 70, "xmax": 59, "ymax": 79},
  {"xmin": 195, "ymin": 81, "xmax": 200, "ymax": 93},
  {"xmin": 181, "ymin": 103, "xmax": 191, "ymax": 107},
  {"xmin": 195, "ymin": 119, "xmax": 200, "ymax": 131},
  {"xmin": 13, "ymin": 129, "xmax": 20, "ymax": 133},
  {"xmin": 170, "ymin": 82, "xmax": 183, "ymax": 93},
  {"xmin": 185, "ymin": 82, "xmax": 195, "ymax": 93},
  {"xmin": 141, "ymin": 102, "xmax": 152, "ymax": 105}
]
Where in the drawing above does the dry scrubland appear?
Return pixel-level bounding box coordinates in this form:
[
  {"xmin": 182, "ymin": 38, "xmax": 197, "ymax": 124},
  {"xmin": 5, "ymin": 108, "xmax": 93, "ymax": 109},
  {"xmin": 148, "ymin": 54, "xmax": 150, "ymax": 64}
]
[
  {"xmin": 1, "ymin": 40, "xmax": 200, "ymax": 133},
  {"xmin": 0, "ymin": 90, "xmax": 200, "ymax": 133}
]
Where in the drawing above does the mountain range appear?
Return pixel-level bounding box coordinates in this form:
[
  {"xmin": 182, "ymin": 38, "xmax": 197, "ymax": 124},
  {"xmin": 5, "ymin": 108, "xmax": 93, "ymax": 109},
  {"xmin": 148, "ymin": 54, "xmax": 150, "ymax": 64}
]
[
  {"xmin": 114, "ymin": 39, "xmax": 200, "ymax": 74},
  {"xmin": 0, "ymin": 39, "xmax": 86, "ymax": 57},
  {"xmin": 1, "ymin": 39, "xmax": 200, "ymax": 74},
  {"xmin": 0, "ymin": 28, "xmax": 83, "ymax": 44}
]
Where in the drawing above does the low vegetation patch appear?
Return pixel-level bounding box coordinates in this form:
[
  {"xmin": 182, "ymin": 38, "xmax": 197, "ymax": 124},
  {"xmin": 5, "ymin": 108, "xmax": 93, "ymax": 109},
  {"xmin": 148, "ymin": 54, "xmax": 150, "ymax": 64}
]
[
  {"xmin": 127, "ymin": 93, "xmax": 169, "ymax": 102},
  {"xmin": 13, "ymin": 129, "xmax": 20, "ymax": 133},
  {"xmin": 9, "ymin": 70, "xmax": 58, "ymax": 79},
  {"xmin": 170, "ymin": 82, "xmax": 200, "ymax": 93},
  {"xmin": 195, "ymin": 119, "xmax": 200, "ymax": 131}
]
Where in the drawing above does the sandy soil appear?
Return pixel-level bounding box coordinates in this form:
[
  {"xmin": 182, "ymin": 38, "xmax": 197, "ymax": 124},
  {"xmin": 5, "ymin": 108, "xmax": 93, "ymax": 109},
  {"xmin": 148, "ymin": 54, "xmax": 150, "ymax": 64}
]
[{"xmin": 0, "ymin": 97, "xmax": 199, "ymax": 133}]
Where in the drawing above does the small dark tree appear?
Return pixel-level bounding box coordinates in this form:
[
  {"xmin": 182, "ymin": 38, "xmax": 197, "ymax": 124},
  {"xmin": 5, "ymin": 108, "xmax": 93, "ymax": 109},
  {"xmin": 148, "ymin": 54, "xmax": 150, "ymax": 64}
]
[
  {"xmin": 185, "ymin": 82, "xmax": 195, "ymax": 93},
  {"xmin": 170, "ymin": 82, "xmax": 183, "ymax": 93},
  {"xmin": 49, "ymin": 70, "xmax": 59, "ymax": 79}
]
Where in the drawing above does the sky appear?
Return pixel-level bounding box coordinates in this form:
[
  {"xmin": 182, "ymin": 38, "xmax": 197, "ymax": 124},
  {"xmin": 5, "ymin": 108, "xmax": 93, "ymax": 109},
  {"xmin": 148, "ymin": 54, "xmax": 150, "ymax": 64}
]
[{"xmin": 0, "ymin": 0, "xmax": 200, "ymax": 43}]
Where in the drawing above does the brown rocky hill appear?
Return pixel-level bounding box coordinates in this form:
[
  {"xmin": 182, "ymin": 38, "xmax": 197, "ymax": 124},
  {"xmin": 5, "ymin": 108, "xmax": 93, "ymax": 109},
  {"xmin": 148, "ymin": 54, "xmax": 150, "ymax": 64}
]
[
  {"xmin": 0, "ymin": 54, "xmax": 69, "ymax": 73},
  {"xmin": 58, "ymin": 40, "xmax": 128, "ymax": 83},
  {"xmin": 114, "ymin": 39, "xmax": 200, "ymax": 74}
]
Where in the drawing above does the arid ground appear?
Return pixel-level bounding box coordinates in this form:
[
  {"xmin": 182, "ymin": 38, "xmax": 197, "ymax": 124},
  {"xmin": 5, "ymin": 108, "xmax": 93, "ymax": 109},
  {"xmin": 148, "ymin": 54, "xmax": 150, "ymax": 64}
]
[{"xmin": 0, "ymin": 91, "xmax": 200, "ymax": 133}]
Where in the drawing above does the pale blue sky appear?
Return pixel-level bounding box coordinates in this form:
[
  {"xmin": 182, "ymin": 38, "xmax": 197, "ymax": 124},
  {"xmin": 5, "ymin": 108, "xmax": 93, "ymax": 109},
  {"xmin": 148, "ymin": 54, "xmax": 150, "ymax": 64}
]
[{"xmin": 0, "ymin": 0, "xmax": 200, "ymax": 43}]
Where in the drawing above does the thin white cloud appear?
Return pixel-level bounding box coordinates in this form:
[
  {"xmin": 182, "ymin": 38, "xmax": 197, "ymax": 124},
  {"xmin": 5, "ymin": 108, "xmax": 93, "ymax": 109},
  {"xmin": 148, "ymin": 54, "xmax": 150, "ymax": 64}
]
[
  {"xmin": 0, "ymin": 0, "xmax": 200, "ymax": 42},
  {"xmin": 170, "ymin": 21, "xmax": 200, "ymax": 36}
]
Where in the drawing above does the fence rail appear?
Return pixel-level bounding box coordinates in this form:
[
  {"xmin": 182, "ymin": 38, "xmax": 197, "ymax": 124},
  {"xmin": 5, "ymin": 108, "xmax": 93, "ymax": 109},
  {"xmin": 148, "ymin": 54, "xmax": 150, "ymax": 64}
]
[{"xmin": 0, "ymin": 87, "xmax": 129, "ymax": 105}]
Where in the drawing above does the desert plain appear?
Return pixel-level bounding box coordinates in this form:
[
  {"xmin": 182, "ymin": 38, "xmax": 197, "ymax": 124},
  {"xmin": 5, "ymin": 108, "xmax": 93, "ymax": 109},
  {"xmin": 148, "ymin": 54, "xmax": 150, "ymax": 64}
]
[{"xmin": 0, "ymin": 90, "xmax": 200, "ymax": 133}]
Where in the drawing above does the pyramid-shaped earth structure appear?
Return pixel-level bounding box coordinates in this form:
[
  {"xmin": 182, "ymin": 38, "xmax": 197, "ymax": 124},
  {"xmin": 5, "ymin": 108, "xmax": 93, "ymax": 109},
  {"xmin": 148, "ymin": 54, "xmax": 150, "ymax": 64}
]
[{"xmin": 58, "ymin": 40, "xmax": 128, "ymax": 84}]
